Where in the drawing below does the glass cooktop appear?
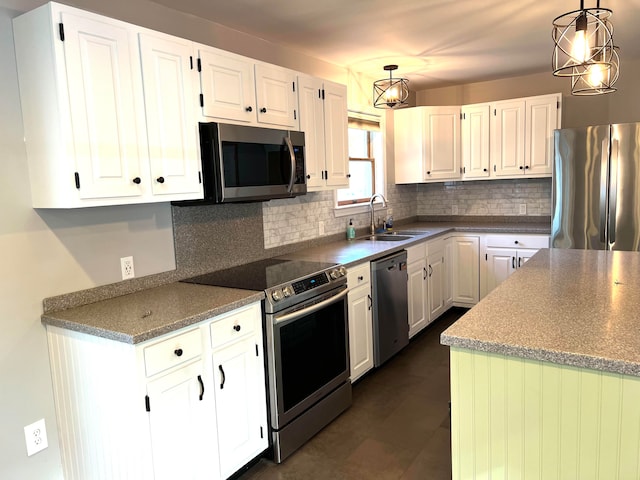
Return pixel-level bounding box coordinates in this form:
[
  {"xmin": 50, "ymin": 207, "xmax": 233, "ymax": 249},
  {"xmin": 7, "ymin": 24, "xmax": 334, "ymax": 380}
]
[{"xmin": 181, "ymin": 258, "xmax": 338, "ymax": 291}]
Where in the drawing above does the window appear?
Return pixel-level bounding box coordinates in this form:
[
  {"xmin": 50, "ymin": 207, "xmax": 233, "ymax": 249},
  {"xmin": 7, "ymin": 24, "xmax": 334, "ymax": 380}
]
[{"xmin": 337, "ymin": 116, "xmax": 383, "ymax": 206}]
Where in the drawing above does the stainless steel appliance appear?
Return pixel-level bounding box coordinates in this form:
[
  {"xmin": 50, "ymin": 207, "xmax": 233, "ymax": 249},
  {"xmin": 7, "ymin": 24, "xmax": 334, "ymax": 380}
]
[
  {"xmin": 182, "ymin": 259, "xmax": 351, "ymax": 463},
  {"xmin": 371, "ymin": 251, "xmax": 409, "ymax": 366},
  {"xmin": 552, "ymin": 123, "xmax": 640, "ymax": 251},
  {"xmin": 175, "ymin": 122, "xmax": 306, "ymax": 205}
]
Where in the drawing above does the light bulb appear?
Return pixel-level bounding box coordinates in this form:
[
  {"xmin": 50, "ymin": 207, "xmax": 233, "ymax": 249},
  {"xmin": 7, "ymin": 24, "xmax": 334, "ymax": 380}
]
[
  {"xmin": 572, "ymin": 29, "xmax": 589, "ymax": 63},
  {"xmin": 385, "ymin": 86, "xmax": 398, "ymax": 103},
  {"xmin": 587, "ymin": 63, "xmax": 605, "ymax": 87}
]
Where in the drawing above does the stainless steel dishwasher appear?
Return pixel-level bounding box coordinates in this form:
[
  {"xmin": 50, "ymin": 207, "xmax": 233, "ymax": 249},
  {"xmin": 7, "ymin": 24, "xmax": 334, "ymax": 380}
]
[{"xmin": 371, "ymin": 250, "xmax": 409, "ymax": 366}]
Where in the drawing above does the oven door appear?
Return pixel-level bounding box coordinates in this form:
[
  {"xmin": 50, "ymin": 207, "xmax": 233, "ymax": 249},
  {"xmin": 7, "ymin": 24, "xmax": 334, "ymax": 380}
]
[{"xmin": 265, "ymin": 284, "xmax": 350, "ymax": 430}]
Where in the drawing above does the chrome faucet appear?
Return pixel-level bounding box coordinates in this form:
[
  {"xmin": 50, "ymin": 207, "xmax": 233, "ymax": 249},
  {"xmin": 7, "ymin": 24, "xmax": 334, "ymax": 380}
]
[{"xmin": 369, "ymin": 193, "xmax": 388, "ymax": 235}]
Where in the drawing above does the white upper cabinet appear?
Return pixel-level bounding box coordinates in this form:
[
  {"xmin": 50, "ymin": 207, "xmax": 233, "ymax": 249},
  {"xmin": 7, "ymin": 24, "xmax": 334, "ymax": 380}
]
[
  {"xmin": 254, "ymin": 63, "xmax": 299, "ymax": 129},
  {"xmin": 525, "ymin": 94, "xmax": 561, "ymax": 176},
  {"xmin": 491, "ymin": 93, "xmax": 561, "ymax": 178},
  {"xmin": 198, "ymin": 47, "xmax": 257, "ymax": 124},
  {"xmin": 13, "ymin": 2, "xmax": 203, "ymax": 208},
  {"xmin": 394, "ymin": 106, "xmax": 461, "ymax": 183},
  {"xmin": 139, "ymin": 32, "xmax": 202, "ymax": 199},
  {"xmin": 461, "ymin": 104, "xmax": 491, "ymax": 179},
  {"xmin": 198, "ymin": 48, "xmax": 299, "ymax": 129},
  {"xmin": 298, "ymin": 75, "xmax": 349, "ymax": 189},
  {"xmin": 491, "ymin": 99, "xmax": 526, "ymax": 177}
]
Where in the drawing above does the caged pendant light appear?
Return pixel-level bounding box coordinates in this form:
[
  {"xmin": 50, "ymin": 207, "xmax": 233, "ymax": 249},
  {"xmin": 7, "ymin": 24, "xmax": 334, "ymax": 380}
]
[
  {"xmin": 552, "ymin": 0, "xmax": 620, "ymax": 95},
  {"xmin": 373, "ymin": 65, "xmax": 409, "ymax": 109}
]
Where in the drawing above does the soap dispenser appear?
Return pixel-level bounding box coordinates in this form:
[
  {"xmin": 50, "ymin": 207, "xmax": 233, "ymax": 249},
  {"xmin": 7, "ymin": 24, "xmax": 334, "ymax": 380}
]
[{"xmin": 346, "ymin": 219, "xmax": 356, "ymax": 240}]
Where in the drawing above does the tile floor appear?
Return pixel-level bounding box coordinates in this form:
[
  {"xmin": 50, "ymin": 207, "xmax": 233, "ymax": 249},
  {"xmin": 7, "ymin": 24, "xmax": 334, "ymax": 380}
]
[{"xmin": 237, "ymin": 308, "xmax": 467, "ymax": 480}]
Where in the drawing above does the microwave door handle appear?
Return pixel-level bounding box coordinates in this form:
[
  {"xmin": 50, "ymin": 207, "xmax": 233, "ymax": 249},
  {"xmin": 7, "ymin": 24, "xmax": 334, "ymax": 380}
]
[{"xmin": 284, "ymin": 135, "xmax": 295, "ymax": 193}]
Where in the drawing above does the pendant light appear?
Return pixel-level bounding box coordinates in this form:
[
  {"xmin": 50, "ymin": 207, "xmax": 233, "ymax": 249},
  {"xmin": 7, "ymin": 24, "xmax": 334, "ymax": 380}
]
[
  {"xmin": 552, "ymin": 0, "xmax": 619, "ymax": 95},
  {"xmin": 373, "ymin": 65, "xmax": 409, "ymax": 109}
]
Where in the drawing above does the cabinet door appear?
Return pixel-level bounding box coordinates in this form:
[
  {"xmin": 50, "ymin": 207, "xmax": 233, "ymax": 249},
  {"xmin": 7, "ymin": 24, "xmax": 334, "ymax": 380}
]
[
  {"xmin": 525, "ymin": 94, "xmax": 560, "ymax": 176},
  {"xmin": 407, "ymin": 259, "xmax": 428, "ymax": 338},
  {"xmin": 298, "ymin": 75, "xmax": 326, "ymax": 189},
  {"xmin": 254, "ymin": 64, "xmax": 298, "ymax": 128},
  {"xmin": 394, "ymin": 107, "xmax": 424, "ymax": 183},
  {"xmin": 516, "ymin": 248, "xmax": 539, "ymax": 268},
  {"xmin": 461, "ymin": 104, "xmax": 490, "ymax": 179},
  {"xmin": 424, "ymin": 106, "xmax": 461, "ymax": 181},
  {"xmin": 146, "ymin": 360, "xmax": 215, "ymax": 480},
  {"xmin": 485, "ymin": 247, "xmax": 517, "ymax": 293},
  {"xmin": 62, "ymin": 11, "xmax": 147, "ymax": 200},
  {"xmin": 444, "ymin": 238, "xmax": 454, "ymax": 308},
  {"xmin": 427, "ymin": 251, "xmax": 446, "ymax": 321},
  {"xmin": 212, "ymin": 336, "xmax": 267, "ymax": 479},
  {"xmin": 139, "ymin": 33, "xmax": 202, "ymax": 198},
  {"xmin": 348, "ymin": 283, "xmax": 374, "ymax": 381},
  {"xmin": 492, "ymin": 100, "xmax": 525, "ymax": 177},
  {"xmin": 199, "ymin": 47, "xmax": 256, "ymax": 124},
  {"xmin": 452, "ymin": 236, "xmax": 480, "ymax": 304},
  {"xmin": 323, "ymin": 81, "xmax": 350, "ymax": 187}
]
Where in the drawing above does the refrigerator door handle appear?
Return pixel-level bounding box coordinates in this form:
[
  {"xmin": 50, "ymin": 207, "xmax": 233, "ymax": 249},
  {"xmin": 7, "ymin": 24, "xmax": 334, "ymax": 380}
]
[
  {"xmin": 599, "ymin": 139, "xmax": 609, "ymax": 245},
  {"xmin": 608, "ymin": 139, "xmax": 619, "ymax": 247}
]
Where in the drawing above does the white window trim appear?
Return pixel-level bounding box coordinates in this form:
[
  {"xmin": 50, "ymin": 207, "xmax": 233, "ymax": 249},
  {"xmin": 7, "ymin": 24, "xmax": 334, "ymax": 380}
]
[{"xmin": 334, "ymin": 109, "xmax": 388, "ymax": 216}]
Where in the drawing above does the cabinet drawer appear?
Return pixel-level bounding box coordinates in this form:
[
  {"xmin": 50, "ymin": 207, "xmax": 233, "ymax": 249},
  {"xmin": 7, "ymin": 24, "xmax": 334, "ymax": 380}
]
[
  {"xmin": 485, "ymin": 234, "xmax": 549, "ymax": 249},
  {"xmin": 406, "ymin": 242, "xmax": 427, "ymax": 263},
  {"xmin": 347, "ymin": 263, "xmax": 370, "ymax": 288},
  {"xmin": 427, "ymin": 237, "xmax": 445, "ymax": 255},
  {"xmin": 144, "ymin": 328, "xmax": 202, "ymax": 377},
  {"xmin": 210, "ymin": 304, "xmax": 259, "ymax": 349}
]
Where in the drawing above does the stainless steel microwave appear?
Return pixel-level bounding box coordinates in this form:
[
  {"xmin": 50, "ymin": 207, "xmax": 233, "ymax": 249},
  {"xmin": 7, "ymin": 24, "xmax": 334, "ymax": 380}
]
[{"xmin": 175, "ymin": 122, "xmax": 306, "ymax": 205}]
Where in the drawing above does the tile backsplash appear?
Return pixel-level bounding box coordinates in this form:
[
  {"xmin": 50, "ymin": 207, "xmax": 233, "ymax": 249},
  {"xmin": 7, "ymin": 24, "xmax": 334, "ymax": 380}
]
[
  {"xmin": 417, "ymin": 178, "xmax": 552, "ymax": 217},
  {"xmin": 263, "ymin": 184, "xmax": 418, "ymax": 248}
]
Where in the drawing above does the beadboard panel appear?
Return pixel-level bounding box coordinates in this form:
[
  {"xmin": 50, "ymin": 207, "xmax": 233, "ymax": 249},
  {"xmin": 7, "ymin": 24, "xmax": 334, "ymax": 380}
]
[
  {"xmin": 47, "ymin": 326, "xmax": 153, "ymax": 480},
  {"xmin": 450, "ymin": 347, "xmax": 640, "ymax": 480}
]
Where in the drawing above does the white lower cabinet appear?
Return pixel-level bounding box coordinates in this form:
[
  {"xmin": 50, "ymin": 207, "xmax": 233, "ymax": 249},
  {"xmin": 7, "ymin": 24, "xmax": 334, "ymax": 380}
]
[
  {"xmin": 146, "ymin": 359, "xmax": 216, "ymax": 480},
  {"xmin": 210, "ymin": 305, "xmax": 268, "ymax": 479},
  {"xmin": 406, "ymin": 242, "xmax": 428, "ymax": 338},
  {"xmin": 481, "ymin": 234, "xmax": 550, "ymax": 297},
  {"xmin": 46, "ymin": 301, "xmax": 267, "ymax": 480},
  {"xmin": 347, "ymin": 262, "xmax": 374, "ymax": 382},
  {"xmin": 450, "ymin": 235, "xmax": 480, "ymax": 306},
  {"xmin": 427, "ymin": 238, "xmax": 447, "ymax": 321}
]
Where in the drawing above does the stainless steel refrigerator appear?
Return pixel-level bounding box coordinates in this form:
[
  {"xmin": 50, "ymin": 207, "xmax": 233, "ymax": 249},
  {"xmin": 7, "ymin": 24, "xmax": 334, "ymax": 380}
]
[{"xmin": 552, "ymin": 123, "xmax": 640, "ymax": 251}]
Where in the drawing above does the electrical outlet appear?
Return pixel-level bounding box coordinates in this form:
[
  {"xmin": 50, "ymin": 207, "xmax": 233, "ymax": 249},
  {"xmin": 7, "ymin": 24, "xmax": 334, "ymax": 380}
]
[
  {"xmin": 452, "ymin": 205, "xmax": 458, "ymax": 215},
  {"xmin": 318, "ymin": 221, "xmax": 325, "ymax": 236},
  {"xmin": 24, "ymin": 419, "xmax": 48, "ymax": 456},
  {"xmin": 120, "ymin": 256, "xmax": 135, "ymax": 280},
  {"xmin": 519, "ymin": 204, "xmax": 527, "ymax": 215}
]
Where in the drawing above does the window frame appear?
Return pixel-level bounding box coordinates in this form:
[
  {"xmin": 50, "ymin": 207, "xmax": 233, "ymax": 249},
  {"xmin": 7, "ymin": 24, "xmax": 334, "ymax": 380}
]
[{"xmin": 335, "ymin": 110, "xmax": 386, "ymax": 214}]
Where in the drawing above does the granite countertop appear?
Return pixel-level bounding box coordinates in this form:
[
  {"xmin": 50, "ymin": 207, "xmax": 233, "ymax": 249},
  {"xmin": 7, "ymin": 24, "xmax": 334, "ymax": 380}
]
[
  {"xmin": 41, "ymin": 282, "xmax": 264, "ymax": 344},
  {"xmin": 42, "ymin": 218, "xmax": 550, "ymax": 345},
  {"xmin": 441, "ymin": 248, "xmax": 640, "ymax": 377},
  {"xmin": 283, "ymin": 220, "xmax": 551, "ymax": 267}
]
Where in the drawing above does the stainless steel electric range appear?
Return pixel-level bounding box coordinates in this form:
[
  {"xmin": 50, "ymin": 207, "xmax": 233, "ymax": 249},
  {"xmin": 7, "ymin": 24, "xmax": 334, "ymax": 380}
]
[{"xmin": 182, "ymin": 258, "xmax": 351, "ymax": 463}]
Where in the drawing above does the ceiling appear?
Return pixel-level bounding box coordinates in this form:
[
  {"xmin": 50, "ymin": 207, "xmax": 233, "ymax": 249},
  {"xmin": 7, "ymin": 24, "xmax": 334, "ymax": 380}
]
[{"xmin": 148, "ymin": 0, "xmax": 640, "ymax": 91}]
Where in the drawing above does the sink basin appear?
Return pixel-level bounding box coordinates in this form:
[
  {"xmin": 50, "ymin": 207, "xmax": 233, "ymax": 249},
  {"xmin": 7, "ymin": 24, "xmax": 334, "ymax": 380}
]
[{"xmin": 358, "ymin": 234, "xmax": 414, "ymax": 241}]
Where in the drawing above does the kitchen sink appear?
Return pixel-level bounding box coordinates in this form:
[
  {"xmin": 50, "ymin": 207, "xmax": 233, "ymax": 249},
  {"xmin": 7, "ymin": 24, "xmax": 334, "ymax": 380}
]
[{"xmin": 358, "ymin": 234, "xmax": 414, "ymax": 241}]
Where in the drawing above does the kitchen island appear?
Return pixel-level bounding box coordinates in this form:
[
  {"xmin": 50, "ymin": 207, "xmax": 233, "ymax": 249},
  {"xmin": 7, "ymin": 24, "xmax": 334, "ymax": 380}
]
[{"xmin": 441, "ymin": 248, "xmax": 640, "ymax": 480}]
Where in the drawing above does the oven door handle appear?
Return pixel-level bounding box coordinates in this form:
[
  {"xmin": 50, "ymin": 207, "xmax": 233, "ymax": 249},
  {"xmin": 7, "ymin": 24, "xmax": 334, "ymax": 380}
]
[
  {"xmin": 284, "ymin": 135, "xmax": 296, "ymax": 193},
  {"xmin": 274, "ymin": 288, "xmax": 349, "ymax": 324}
]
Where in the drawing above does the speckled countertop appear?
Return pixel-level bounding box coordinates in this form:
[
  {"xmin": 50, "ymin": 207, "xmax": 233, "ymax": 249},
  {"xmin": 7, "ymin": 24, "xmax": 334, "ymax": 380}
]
[
  {"xmin": 441, "ymin": 248, "xmax": 640, "ymax": 377},
  {"xmin": 42, "ymin": 219, "xmax": 549, "ymax": 345},
  {"xmin": 283, "ymin": 220, "xmax": 551, "ymax": 267},
  {"xmin": 41, "ymin": 283, "xmax": 264, "ymax": 344}
]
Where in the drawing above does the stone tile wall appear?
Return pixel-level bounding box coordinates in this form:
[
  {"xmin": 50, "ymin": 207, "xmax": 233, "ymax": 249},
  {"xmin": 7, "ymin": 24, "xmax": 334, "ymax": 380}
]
[
  {"xmin": 416, "ymin": 178, "xmax": 552, "ymax": 217},
  {"xmin": 263, "ymin": 183, "xmax": 418, "ymax": 248}
]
